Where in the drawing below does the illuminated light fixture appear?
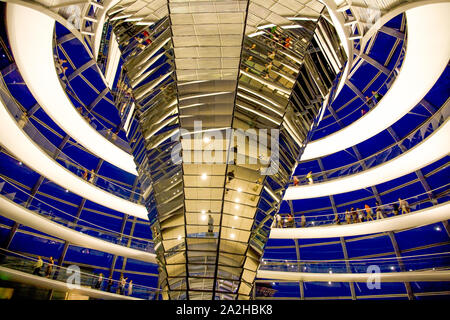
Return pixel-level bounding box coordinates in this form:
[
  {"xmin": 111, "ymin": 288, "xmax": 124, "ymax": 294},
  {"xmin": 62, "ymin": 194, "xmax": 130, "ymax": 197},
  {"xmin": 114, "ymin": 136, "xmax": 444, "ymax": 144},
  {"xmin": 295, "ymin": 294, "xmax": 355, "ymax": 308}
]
[
  {"xmin": 201, "ymin": 215, "xmax": 207, "ymax": 221},
  {"xmin": 234, "ymin": 204, "xmax": 239, "ymax": 210},
  {"xmin": 234, "ymin": 215, "xmax": 238, "ymax": 220},
  {"xmin": 203, "ymin": 136, "xmax": 211, "ymax": 143},
  {"xmin": 18, "ymin": 161, "xmax": 22, "ymax": 165},
  {"xmin": 435, "ymin": 226, "xmax": 441, "ymax": 231},
  {"xmin": 328, "ymin": 281, "xmax": 332, "ymax": 285},
  {"xmin": 230, "ymin": 233, "xmax": 235, "ymax": 239},
  {"xmin": 390, "ymin": 266, "xmax": 395, "ymax": 270},
  {"xmin": 177, "ymin": 235, "xmax": 182, "ymax": 240},
  {"xmin": 179, "ymin": 103, "xmax": 204, "ymax": 110},
  {"xmin": 201, "ymin": 210, "xmax": 206, "ymax": 214},
  {"xmin": 124, "ymin": 17, "xmax": 143, "ymax": 22},
  {"xmin": 201, "ymin": 173, "xmax": 207, "ymax": 180},
  {"xmin": 65, "ymin": 189, "xmax": 69, "ymax": 193},
  {"xmin": 237, "ymin": 187, "xmax": 242, "ymax": 193},
  {"xmin": 235, "ymin": 198, "xmax": 240, "ymax": 203},
  {"xmin": 248, "ymin": 31, "xmax": 265, "ymax": 38},
  {"xmin": 329, "ymin": 270, "xmax": 332, "ymax": 274},
  {"xmin": 272, "ymin": 282, "xmax": 276, "ymax": 286}
]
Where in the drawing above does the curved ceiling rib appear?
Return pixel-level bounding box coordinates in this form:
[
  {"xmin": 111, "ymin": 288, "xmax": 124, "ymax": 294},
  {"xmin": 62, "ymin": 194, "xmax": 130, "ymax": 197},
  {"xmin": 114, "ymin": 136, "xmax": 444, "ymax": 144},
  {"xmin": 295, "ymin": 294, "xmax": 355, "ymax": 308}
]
[
  {"xmin": 302, "ymin": 2, "xmax": 450, "ymax": 161},
  {"xmin": 0, "ymin": 195, "xmax": 156, "ymax": 263},
  {"xmin": 269, "ymin": 202, "xmax": 450, "ymax": 239},
  {"xmin": 5, "ymin": 3, "xmax": 137, "ymax": 175},
  {"xmin": 0, "ymin": 97, "xmax": 148, "ymax": 219},
  {"xmin": 284, "ymin": 118, "xmax": 450, "ymax": 200}
]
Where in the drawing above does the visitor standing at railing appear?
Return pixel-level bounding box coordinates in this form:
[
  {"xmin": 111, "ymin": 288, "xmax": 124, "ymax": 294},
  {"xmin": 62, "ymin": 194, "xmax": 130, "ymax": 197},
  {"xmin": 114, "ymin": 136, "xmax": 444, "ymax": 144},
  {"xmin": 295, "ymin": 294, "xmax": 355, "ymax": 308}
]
[
  {"xmin": 357, "ymin": 208, "xmax": 365, "ymax": 223},
  {"xmin": 32, "ymin": 256, "xmax": 43, "ymax": 276}
]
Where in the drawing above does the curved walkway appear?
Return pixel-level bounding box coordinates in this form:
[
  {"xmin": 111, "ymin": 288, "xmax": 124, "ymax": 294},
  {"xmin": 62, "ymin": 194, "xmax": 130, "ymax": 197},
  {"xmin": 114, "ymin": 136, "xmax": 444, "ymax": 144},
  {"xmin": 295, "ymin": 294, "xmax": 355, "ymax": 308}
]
[
  {"xmin": 0, "ymin": 266, "xmax": 141, "ymax": 300},
  {"xmin": 0, "ymin": 195, "xmax": 156, "ymax": 263},
  {"xmin": 6, "ymin": 3, "xmax": 137, "ymax": 175},
  {"xmin": 284, "ymin": 118, "xmax": 450, "ymax": 200},
  {"xmin": 256, "ymin": 269, "xmax": 450, "ymax": 282},
  {"xmin": 269, "ymin": 202, "xmax": 450, "ymax": 239},
  {"xmin": 302, "ymin": 2, "xmax": 450, "ymax": 160},
  {"xmin": 0, "ymin": 95, "xmax": 148, "ymax": 219}
]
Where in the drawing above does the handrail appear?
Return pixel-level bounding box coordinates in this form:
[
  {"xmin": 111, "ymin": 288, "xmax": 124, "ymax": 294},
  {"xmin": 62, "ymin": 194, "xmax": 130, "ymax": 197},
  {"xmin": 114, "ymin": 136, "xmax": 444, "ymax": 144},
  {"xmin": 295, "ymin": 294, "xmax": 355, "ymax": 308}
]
[{"xmin": 0, "ymin": 177, "xmax": 154, "ymax": 254}]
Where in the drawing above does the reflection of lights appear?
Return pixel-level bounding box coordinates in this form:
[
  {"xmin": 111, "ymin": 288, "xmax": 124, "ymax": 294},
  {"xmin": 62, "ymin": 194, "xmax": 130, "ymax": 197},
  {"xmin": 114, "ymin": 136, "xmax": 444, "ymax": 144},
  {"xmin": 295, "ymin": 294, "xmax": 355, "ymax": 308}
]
[
  {"xmin": 272, "ymin": 282, "xmax": 276, "ymax": 286},
  {"xmin": 201, "ymin": 215, "xmax": 207, "ymax": 221},
  {"xmin": 18, "ymin": 161, "xmax": 22, "ymax": 165},
  {"xmin": 328, "ymin": 281, "xmax": 332, "ymax": 285},
  {"xmin": 329, "ymin": 270, "xmax": 332, "ymax": 274},
  {"xmin": 237, "ymin": 187, "xmax": 242, "ymax": 193},
  {"xmin": 201, "ymin": 173, "xmax": 207, "ymax": 180},
  {"xmin": 435, "ymin": 226, "xmax": 441, "ymax": 231},
  {"xmin": 234, "ymin": 204, "xmax": 239, "ymax": 210},
  {"xmin": 201, "ymin": 210, "xmax": 206, "ymax": 214},
  {"xmin": 177, "ymin": 235, "xmax": 182, "ymax": 240},
  {"xmin": 65, "ymin": 189, "xmax": 69, "ymax": 193},
  {"xmin": 390, "ymin": 266, "xmax": 395, "ymax": 270},
  {"xmin": 235, "ymin": 198, "xmax": 240, "ymax": 203}
]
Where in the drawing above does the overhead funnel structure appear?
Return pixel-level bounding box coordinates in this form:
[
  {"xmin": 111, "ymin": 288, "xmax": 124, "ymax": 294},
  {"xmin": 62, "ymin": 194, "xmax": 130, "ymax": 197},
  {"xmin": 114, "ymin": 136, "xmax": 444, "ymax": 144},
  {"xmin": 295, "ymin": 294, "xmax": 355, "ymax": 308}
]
[{"xmin": 107, "ymin": 0, "xmax": 346, "ymax": 300}]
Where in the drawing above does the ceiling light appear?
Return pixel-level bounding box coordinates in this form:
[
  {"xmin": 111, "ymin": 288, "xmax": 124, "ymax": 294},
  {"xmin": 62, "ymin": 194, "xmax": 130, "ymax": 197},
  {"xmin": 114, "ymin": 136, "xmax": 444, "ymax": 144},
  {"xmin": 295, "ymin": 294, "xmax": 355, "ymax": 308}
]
[
  {"xmin": 201, "ymin": 173, "xmax": 207, "ymax": 180},
  {"xmin": 201, "ymin": 215, "xmax": 207, "ymax": 221},
  {"xmin": 237, "ymin": 187, "xmax": 242, "ymax": 193},
  {"xmin": 234, "ymin": 204, "xmax": 239, "ymax": 209},
  {"xmin": 235, "ymin": 198, "xmax": 240, "ymax": 203},
  {"xmin": 177, "ymin": 235, "xmax": 182, "ymax": 240},
  {"xmin": 234, "ymin": 215, "xmax": 238, "ymax": 220},
  {"xmin": 203, "ymin": 136, "xmax": 211, "ymax": 143},
  {"xmin": 230, "ymin": 233, "xmax": 235, "ymax": 239}
]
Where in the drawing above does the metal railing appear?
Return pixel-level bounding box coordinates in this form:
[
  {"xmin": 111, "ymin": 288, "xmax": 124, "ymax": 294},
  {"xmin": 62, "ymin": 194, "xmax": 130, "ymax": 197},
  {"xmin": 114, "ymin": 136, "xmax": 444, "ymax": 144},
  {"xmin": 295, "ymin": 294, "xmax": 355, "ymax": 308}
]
[{"xmin": 0, "ymin": 248, "xmax": 159, "ymax": 300}]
